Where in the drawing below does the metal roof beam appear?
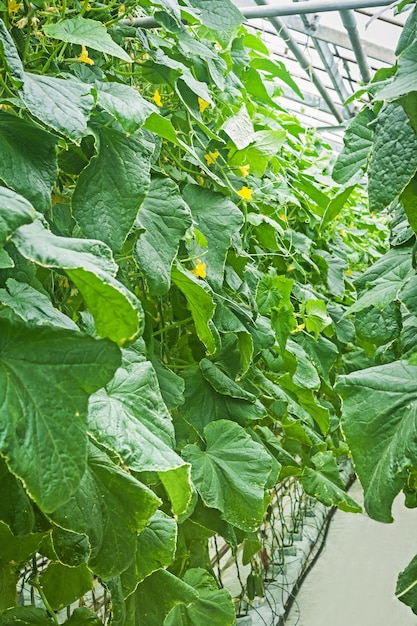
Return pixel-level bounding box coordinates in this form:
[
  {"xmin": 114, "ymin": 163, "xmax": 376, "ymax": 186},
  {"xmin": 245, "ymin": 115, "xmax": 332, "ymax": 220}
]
[
  {"xmin": 122, "ymin": 0, "xmax": 394, "ymax": 29},
  {"xmin": 283, "ymin": 16, "xmax": 396, "ymax": 65},
  {"xmin": 289, "ymin": 4, "xmax": 355, "ymax": 114},
  {"xmin": 240, "ymin": 0, "xmax": 394, "ymax": 19},
  {"xmin": 339, "ymin": 9, "xmax": 372, "ymax": 83},
  {"xmin": 308, "ymin": 38, "xmax": 356, "ymax": 114}
]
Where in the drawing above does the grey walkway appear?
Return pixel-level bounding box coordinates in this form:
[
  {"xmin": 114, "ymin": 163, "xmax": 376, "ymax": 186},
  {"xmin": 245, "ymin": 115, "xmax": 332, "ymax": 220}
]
[{"xmin": 286, "ymin": 480, "xmax": 417, "ymax": 626}]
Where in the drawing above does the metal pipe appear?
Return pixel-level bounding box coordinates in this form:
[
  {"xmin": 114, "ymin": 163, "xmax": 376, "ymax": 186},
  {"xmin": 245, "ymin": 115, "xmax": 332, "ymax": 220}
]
[
  {"xmin": 253, "ymin": 0, "xmax": 344, "ymax": 123},
  {"xmin": 122, "ymin": 0, "xmax": 394, "ymax": 29},
  {"xmin": 339, "ymin": 9, "xmax": 372, "ymax": 83},
  {"xmin": 291, "ymin": 3, "xmax": 355, "ymax": 116}
]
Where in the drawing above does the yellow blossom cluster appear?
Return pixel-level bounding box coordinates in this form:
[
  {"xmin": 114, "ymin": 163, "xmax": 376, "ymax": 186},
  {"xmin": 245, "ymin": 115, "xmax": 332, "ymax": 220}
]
[
  {"xmin": 8, "ymin": 0, "xmax": 22, "ymax": 15},
  {"xmin": 198, "ymin": 97, "xmax": 209, "ymax": 113},
  {"xmin": 237, "ymin": 186, "xmax": 253, "ymax": 201},
  {"xmin": 153, "ymin": 89, "xmax": 163, "ymax": 107},
  {"xmin": 204, "ymin": 151, "xmax": 220, "ymax": 166},
  {"xmin": 77, "ymin": 45, "xmax": 94, "ymax": 66},
  {"xmin": 191, "ymin": 259, "xmax": 207, "ymax": 279}
]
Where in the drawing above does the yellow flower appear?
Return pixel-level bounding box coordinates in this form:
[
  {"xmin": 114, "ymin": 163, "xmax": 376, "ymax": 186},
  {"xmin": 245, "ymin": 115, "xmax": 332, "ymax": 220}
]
[
  {"xmin": 238, "ymin": 164, "xmax": 250, "ymax": 178},
  {"xmin": 349, "ymin": 222, "xmax": 354, "ymax": 228},
  {"xmin": 191, "ymin": 259, "xmax": 207, "ymax": 279},
  {"xmin": 345, "ymin": 268, "xmax": 353, "ymax": 276},
  {"xmin": 198, "ymin": 176, "xmax": 205, "ymax": 186},
  {"xmin": 204, "ymin": 151, "xmax": 220, "ymax": 166},
  {"xmin": 77, "ymin": 45, "xmax": 94, "ymax": 66},
  {"xmin": 340, "ymin": 229, "xmax": 346, "ymax": 238},
  {"xmin": 291, "ymin": 323, "xmax": 305, "ymax": 334},
  {"xmin": 198, "ymin": 97, "xmax": 209, "ymax": 114},
  {"xmin": 280, "ymin": 213, "xmax": 287, "ymax": 222},
  {"xmin": 237, "ymin": 186, "xmax": 253, "ymax": 201},
  {"xmin": 8, "ymin": 0, "xmax": 22, "ymax": 15},
  {"xmin": 153, "ymin": 89, "xmax": 162, "ymax": 107}
]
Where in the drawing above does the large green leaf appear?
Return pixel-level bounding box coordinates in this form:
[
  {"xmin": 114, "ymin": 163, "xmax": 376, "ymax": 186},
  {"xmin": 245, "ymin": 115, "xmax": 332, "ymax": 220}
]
[
  {"xmin": 250, "ymin": 56, "xmax": 303, "ymax": 98},
  {"xmin": 164, "ymin": 568, "xmax": 235, "ymax": 626},
  {"xmin": 51, "ymin": 527, "xmax": 90, "ymax": 567},
  {"xmin": 182, "ymin": 420, "xmax": 272, "ymax": 531},
  {"xmin": 377, "ymin": 40, "xmax": 417, "ymax": 100},
  {"xmin": 151, "ymin": 358, "xmax": 185, "ymax": 409},
  {"xmin": 159, "ymin": 465, "xmax": 193, "ymax": 518},
  {"xmin": 64, "ymin": 608, "xmax": 103, "ymax": 625},
  {"xmin": 21, "ymin": 73, "xmax": 94, "ymax": 141},
  {"xmin": 96, "ymin": 82, "xmax": 156, "ymax": 134},
  {"xmin": 135, "ymin": 178, "xmax": 192, "ymax": 296},
  {"xmin": 0, "ymin": 188, "xmax": 36, "ymax": 247},
  {"xmin": 285, "ymin": 339, "xmax": 321, "ymax": 391},
  {"xmin": 199, "ymin": 358, "xmax": 256, "ymax": 402},
  {"xmin": 349, "ymin": 247, "xmax": 413, "ymax": 313},
  {"xmin": 187, "ymin": 0, "xmax": 243, "ymax": 38},
  {"xmin": 171, "ymin": 265, "xmax": 216, "ymax": 354},
  {"xmin": 179, "ymin": 365, "xmax": 266, "ymax": 435},
  {"xmin": 0, "ymin": 520, "xmax": 45, "ymax": 563},
  {"xmin": 121, "ymin": 511, "xmax": 177, "ymax": 597},
  {"xmin": 236, "ymin": 130, "xmax": 287, "ymax": 177},
  {"xmin": 183, "ymin": 185, "xmax": 243, "ymax": 290},
  {"xmin": 49, "ymin": 443, "xmax": 160, "ymax": 579},
  {"xmin": 0, "ymin": 279, "xmax": 78, "ymax": 330},
  {"xmin": 368, "ymin": 103, "xmax": 417, "ymax": 212},
  {"xmin": 0, "ymin": 18, "xmax": 24, "ymax": 84},
  {"xmin": 257, "ymin": 273, "xmax": 295, "ymax": 350},
  {"xmin": 332, "ymin": 107, "xmax": 374, "ymax": 185},
  {"xmin": 0, "ymin": 563, "xmax": 17, "ymax": 612},
  {"xmin": 0, "ymin": 458, "xmax": 36, "ymax": 536},
  {"xmin": 72, "ymin": 127, "xmax": 152, "ymax": 252},
  {"xmin": 88, "ymin": 358, "xmax": 187, "ymax": 473},
  {"xmin": 43, "ymin": 16, "xmax": 131, "ymax": 62},
  {"xmin": 304, "ymin": 299, "xmax": 332, "ymax": 338},
  {"xmin": 39, "ymin": 563, "xmax": 93, "ymax": 611},
  {"xmin": 0, "ymin": 318, "xmax": 120, "ymax": 512},
  {"xmin": 0, "ymin": 112, "xmax": 57, "ymax": 213},
  {"xmin": 125, "ymin": 569, "xmax": 198, "ymax": 626},
  {"xmin": 221, "ymin": 104, "xmax": 255, "ymax": 150},
  {"xmin": 12, "ymin": 220, "xmax": 143, "ymax": 344},
  {"xmin": 355, "ymin": 302, "xmax": 402, "ymax": 346},
  {"xmin": 396, "ymin": 553, "xmax": 417, "ymax": 614},
  {"xmin": 338, "ymin": 361, "xmax": 417, "ymax": 522},
  {"xmin": 301, "ymin": 452, "xmax": 361, "ymax": 513},
  {"xmin": 0, "ymin": 607, "xmax": 54, "ymax": 625}
]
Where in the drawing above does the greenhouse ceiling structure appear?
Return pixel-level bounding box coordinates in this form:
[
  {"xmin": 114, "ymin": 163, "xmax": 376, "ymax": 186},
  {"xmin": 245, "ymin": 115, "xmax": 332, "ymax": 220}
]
[
  {"xmin": 230, "ymin": 0, "xmax": 407, "ymax": 149},
  {"xmin": 232, "ymin": 0, "xmax": 408, "ymax": 148},
  {"xmin": 130, "ymin": 0, "xmax": 407, "ymax": 148}
]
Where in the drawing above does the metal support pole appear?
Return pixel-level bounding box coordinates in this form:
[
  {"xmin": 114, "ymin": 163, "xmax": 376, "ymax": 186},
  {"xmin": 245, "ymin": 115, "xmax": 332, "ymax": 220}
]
[
  {"xmin": 122, "ymin": 0, "xmax": 394, "ymax": 29},
  {"xmin": 339, "ymin": 9, "xmax": 372, "ymax": 84},
  {"xmin": 291, "ymin": 2, "xmax": 355, "ymax": 117},
  {"xmin": 253, "ymin": 0, "xmax": 344, "ymax": 123}
]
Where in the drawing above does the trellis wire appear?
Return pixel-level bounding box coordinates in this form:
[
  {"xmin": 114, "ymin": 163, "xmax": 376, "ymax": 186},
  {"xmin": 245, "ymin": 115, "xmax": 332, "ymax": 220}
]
[{"xmin": 15, "ymin": 464, "xmax": 354, "ymax": 625}]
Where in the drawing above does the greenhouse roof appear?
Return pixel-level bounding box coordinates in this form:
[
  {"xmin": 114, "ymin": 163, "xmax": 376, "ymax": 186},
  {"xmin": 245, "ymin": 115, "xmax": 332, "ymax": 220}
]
[{"xmin": 231, "ymin": 0, "xmax": 408, "ymax": 149}]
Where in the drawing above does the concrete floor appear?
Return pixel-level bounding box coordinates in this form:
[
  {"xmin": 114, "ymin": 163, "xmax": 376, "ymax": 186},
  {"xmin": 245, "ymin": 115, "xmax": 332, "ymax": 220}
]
[{"xmin": 286, "ymin": 480, "xmax": 417, "ymax": 626}]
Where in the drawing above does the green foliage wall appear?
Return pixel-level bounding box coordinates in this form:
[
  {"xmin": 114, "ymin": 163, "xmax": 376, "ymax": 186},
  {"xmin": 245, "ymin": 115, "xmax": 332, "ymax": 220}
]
[
  {"xmin": 333, "ymin": 0, "xmax": 417, "ymax": 613},
  {"xmin": 0, "ymin": 0, "xmax": 391, "ymax": 622}
]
